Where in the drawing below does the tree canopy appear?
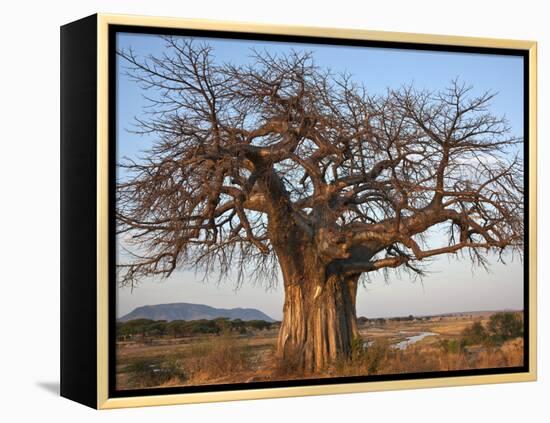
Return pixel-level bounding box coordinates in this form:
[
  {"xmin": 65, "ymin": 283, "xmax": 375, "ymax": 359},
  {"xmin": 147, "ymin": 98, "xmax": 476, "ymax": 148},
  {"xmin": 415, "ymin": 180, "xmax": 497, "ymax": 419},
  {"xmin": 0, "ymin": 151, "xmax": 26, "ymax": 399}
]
[{"xmin": 116, "ymin": 37, "xmax": 524, "ymax": 288}]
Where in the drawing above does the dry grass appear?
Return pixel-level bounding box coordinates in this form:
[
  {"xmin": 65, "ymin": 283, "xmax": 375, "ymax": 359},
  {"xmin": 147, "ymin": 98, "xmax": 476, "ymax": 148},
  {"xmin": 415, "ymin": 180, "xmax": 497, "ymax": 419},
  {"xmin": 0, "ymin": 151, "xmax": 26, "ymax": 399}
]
[
  {"xmin": 180, "ymin": 336, "xmax": 256, "ymax": 384},
  {"xmin": 116, "ymin": 313, "xmax": 525, "ymax": 390},
  {"xmin": 334, "ymin": 337, "xmax": 524, "ymax": 377},
  {"xmin": 118, "ymin": 335, "xmax": 263, "ymax": 389},
  {"xmin": 272, "ymin": 346, "xmax": 305, "ymax": 378}
]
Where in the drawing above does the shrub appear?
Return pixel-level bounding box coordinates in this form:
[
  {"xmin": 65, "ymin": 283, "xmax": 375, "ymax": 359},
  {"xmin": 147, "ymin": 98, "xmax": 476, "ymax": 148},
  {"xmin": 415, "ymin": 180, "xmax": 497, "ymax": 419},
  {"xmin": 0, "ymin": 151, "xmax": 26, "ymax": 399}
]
[
  {"xmin": 438, "ymin": 338, "xmax": 465, "ymax": 354},
  {"xmin": 460, "ymin": 312, "xmax": 523, "ymax": 348},
  {"xmin": 335, "ymin": 338, "xmax": 390, "ymax": 376},
  {"xmin": 487, "ymin": 312, "xmax": 523, "ymax": 344},
  {"xmin": 461, "ymin": 321, "xmax": 488, "ymax": 345}
]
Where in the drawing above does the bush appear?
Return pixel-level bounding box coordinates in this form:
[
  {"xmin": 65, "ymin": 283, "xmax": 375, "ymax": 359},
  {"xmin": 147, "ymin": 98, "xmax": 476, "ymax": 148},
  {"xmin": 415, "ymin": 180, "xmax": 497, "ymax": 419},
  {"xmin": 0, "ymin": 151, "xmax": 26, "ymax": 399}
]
[
  {"xmin": 336, "ymin": 337, "xmax": 390, "ymax": 376},
  {"xmin": 461, "ymin": 312, "xmax": 523, "ymax": 347},
  {"xmin": 461, "ymin": 321, "xmax": 488, "ymax": 345},
  {"xmin": 487, "ymin": 312, "xmax": 523, "ymax": 344},
  {"xmin": 438, "ymin": 338, "xmax": 465, "ymax": 354},
  {"xmin": 364, "ymin": 340, "xmax": 390, "ymax": 374}
]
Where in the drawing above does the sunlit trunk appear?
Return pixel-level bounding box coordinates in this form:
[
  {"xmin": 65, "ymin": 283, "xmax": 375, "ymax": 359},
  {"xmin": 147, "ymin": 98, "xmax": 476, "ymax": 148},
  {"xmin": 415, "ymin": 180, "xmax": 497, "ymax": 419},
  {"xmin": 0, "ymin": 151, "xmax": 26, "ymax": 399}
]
[{"xmin": 276, "ymin": 266, "xmax": 359, "ymax": 373}]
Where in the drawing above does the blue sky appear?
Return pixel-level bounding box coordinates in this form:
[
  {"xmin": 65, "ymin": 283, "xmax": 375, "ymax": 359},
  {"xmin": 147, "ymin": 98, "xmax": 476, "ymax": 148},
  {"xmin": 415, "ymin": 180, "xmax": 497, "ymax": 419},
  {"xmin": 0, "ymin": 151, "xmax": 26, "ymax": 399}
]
[{"xmin": 115, "ymin": 32, "xmax": 524, "ymax": 320}]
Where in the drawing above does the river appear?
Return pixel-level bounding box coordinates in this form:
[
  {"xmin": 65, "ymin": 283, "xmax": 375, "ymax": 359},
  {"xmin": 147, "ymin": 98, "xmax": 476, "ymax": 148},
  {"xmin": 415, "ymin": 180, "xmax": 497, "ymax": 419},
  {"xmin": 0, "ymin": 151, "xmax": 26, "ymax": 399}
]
[{"xmin": 394, "ymin": 331, "xmax": 439, "ymax": 350}]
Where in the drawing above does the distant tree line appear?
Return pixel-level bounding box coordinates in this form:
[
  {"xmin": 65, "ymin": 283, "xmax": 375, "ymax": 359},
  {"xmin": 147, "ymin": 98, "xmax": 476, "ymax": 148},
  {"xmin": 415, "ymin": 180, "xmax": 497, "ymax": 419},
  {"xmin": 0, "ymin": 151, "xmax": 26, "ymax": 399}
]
[
  {"xmin": 357, "ymin": 316, "xmax": 388, "ymax": 326},
  {"xmin": 117, "ymin": 318, "xmax": 276, "ymax": 341},
  {"xmin": 357, "ymin": 315, "xmax": 433, "ymax": 326}
]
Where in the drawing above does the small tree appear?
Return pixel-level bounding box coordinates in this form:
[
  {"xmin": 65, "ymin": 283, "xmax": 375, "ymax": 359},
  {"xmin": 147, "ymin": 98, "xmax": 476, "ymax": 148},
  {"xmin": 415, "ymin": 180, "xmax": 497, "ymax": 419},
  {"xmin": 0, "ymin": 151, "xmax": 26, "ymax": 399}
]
[
  {"xmin": 117, "ymin": 38, "xmax": 523, "ymax": 372},
  {"xmin": 487, "ymin": 312, "xmax": 523, "ymax": 344}
]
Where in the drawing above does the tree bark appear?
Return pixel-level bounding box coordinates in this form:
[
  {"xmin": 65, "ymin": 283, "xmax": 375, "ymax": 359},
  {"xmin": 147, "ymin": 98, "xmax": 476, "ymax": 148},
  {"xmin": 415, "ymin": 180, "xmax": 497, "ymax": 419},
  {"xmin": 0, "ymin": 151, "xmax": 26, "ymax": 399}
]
[
  {"xmin": 263, "ymin": 187, "xmax": 361, "ymax": 373},
  {"xmin": 276, "ymin": 267, "xmax": 360, "ymax": 373}
]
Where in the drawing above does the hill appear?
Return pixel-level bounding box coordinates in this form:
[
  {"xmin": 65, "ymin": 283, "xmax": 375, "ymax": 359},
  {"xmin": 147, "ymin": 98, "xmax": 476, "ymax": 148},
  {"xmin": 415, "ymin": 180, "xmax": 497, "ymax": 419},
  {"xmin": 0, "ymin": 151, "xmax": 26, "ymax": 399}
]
[{"xmin": 118, "ymin": 302, "xmax": 275, "ymax": 322}]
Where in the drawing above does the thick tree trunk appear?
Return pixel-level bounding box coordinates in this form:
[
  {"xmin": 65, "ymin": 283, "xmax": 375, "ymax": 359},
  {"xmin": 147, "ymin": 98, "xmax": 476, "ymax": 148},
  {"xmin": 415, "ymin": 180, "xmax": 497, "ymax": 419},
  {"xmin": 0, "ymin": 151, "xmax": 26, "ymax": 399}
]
[
  {"xmin": 264, "ymin": 197, "xmax": 361, "ymax": 373},
  {"xmin": 276, "ymin": 269, "xmax": 360, "ymax": 373}
]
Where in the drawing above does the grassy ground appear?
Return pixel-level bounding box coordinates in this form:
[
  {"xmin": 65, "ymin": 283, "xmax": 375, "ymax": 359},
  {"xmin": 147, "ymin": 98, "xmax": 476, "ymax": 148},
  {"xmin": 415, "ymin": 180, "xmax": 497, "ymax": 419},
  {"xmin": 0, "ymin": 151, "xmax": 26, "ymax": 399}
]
[{"xmin": 116, "ymin": 311, "xmax": 524, "ymax": 390}]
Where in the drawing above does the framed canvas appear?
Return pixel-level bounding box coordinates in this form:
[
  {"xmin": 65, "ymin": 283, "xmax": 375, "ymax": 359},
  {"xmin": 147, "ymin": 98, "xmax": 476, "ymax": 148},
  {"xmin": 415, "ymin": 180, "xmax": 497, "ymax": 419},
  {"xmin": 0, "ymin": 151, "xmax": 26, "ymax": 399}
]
[{"xmin": 60, "ymin": 13, "xmax": 537, "ymax": 409}]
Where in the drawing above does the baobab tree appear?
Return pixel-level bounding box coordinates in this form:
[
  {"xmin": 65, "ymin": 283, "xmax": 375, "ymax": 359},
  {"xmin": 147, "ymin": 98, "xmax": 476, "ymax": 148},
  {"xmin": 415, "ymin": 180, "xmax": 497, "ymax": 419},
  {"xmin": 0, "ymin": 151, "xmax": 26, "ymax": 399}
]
[{"xmin": 116, "ymin": 37, "xmax": 524, "ymax": 373}]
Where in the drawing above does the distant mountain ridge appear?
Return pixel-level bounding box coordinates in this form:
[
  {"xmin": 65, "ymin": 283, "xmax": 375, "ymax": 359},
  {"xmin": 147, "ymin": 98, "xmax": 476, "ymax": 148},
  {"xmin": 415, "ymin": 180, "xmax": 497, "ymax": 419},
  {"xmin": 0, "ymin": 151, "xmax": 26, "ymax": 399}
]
[{"xmin": 118, "ymin": 302, "xmax": 275, "ymax": 322}]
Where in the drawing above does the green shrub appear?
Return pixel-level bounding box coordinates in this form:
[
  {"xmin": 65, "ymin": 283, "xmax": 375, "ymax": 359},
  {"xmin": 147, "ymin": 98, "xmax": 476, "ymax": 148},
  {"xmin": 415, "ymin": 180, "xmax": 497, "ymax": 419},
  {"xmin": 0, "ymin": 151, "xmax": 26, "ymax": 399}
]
[
  {"xmin": 487, "ymin": 312, "xmax": 523, "ymax": 345},
  {"xmin": 438, "ymin": 338, "xmax": 465, "ymax": 354},
  {"xmin": 461, "ymin": 321, "xmax": 488, "ymax": 345},
  {"xmin": 460, "ymin": 312, "xmax": 523, "ymax": 347}
]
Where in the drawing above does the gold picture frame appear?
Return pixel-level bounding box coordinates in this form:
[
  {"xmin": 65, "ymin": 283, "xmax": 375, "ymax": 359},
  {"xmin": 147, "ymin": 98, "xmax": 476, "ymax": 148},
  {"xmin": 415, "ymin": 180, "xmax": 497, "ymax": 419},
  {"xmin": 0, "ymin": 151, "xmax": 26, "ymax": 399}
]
[{"xmin": 60, "ymin": 13, "xmax": 537, "ymax": 409}]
